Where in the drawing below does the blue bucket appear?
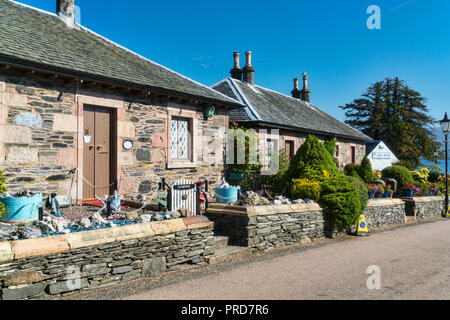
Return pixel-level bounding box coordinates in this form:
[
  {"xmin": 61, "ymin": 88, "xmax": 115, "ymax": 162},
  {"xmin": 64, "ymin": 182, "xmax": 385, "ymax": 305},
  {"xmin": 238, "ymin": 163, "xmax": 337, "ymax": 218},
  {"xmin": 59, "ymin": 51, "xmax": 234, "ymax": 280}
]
[
  {"xmin": 215, "ymin": 186, "xmax": 240, "ymax": 203},
  {"xmin": 0, "ymin": 193, "xmax": 43, "ymax": 222}
]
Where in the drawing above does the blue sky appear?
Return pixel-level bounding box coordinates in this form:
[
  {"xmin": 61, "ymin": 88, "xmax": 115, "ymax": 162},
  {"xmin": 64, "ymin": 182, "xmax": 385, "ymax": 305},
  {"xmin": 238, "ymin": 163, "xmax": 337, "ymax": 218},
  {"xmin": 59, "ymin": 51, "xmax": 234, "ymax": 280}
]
[{"xmin": 17, "ymin": 0, "xmax": 450, "ymax": 125}]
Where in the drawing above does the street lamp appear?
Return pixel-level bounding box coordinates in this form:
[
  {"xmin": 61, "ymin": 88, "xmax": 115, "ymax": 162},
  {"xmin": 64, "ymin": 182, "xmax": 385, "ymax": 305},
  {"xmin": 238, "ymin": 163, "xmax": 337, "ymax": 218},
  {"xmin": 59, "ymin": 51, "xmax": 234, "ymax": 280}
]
[{"xmin": 439, "ymin": 112, "xmax": 450, "ymax": 217}]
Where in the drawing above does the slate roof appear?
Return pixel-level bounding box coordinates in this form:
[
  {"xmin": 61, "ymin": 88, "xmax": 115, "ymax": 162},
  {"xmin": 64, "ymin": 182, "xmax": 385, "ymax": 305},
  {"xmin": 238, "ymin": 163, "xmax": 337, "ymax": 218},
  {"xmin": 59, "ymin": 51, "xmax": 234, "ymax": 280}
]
[
  {"xmin": 212, "ymin": 78, "xmax": 372, "ymax": 142},
  {"xmin": 0, "ymin": 0, "xmax": 243, "ymax": 108},
  {"xmin": 365, "ymin": 140, "xmax": 382, "ymax": 155}
]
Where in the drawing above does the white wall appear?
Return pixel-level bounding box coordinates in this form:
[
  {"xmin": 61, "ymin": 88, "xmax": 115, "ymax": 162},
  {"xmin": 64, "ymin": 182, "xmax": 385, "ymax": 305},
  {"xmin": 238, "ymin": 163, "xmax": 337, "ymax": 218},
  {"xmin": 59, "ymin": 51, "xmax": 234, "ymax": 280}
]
[{"xmin": 368, "ymin": 141, "xmax": 399, "ymax": 171}]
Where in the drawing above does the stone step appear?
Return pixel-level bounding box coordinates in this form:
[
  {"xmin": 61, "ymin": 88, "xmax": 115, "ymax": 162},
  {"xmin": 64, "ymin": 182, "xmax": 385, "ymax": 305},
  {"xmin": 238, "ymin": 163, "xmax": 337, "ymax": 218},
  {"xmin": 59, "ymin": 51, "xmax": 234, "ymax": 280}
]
[
  {"xmin": 208, "ymin": 246, "xmax": 252, "ymax": 264},
  {"xmin": 405, "ymin": 216, "xmax": 416, "ymax": 224},
  {"xmin": 214, "ymin": 235, "xmax": 230, "ymax": 250}
]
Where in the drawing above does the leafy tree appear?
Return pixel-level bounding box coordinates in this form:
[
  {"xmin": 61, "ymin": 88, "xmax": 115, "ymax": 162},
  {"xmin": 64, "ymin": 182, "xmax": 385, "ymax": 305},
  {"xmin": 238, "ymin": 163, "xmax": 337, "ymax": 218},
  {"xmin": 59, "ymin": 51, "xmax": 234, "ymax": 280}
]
[{"xmin": 340, "ymin": 77, "xmax": 440, "ymax": 169}]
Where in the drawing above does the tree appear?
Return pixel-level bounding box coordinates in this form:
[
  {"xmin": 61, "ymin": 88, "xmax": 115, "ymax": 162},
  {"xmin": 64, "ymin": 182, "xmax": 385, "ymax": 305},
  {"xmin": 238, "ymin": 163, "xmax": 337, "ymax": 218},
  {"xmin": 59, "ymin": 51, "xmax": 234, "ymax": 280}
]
[{"xmin": 340, "ymin": 78, "xmax": 440, "ymax": 169}]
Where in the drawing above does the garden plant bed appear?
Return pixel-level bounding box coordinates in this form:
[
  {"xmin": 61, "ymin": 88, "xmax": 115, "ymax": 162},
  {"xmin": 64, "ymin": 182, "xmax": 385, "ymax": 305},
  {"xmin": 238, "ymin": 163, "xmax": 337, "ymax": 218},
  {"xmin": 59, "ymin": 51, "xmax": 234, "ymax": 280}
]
[{"xmin": 0, "ymin": 203, "xmax": 185, "ymax": 242}]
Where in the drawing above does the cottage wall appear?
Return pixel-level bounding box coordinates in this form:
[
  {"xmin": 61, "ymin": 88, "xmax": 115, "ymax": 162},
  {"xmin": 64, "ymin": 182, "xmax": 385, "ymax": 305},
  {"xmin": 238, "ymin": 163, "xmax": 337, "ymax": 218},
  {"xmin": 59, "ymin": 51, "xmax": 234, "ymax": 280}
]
[
  {"xmin": 256, "ymin": 127, "xmax": 366, "ymax": 167},
  {"xmin": 0, "ymin": 70, "xmax": 229, "ymax": 203}
]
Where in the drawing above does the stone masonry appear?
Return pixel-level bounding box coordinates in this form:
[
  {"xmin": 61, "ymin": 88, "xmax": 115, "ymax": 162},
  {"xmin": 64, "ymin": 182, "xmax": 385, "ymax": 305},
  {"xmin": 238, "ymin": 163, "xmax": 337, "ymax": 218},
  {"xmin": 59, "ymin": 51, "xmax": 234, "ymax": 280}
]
[
  {"xmin": 0, "ymin": 69, "xmax": 229, "ymax": 203},
  {"xmin": 0, "ymin": 216, "xmax": 214, "ymax": 300},
  {"xmin": 207, "ymin": 199, "xmax": 411, "ymax": 252},
  {"xmin": 403, "ymin": 196, "xmax": 445, "ymax": 222}
]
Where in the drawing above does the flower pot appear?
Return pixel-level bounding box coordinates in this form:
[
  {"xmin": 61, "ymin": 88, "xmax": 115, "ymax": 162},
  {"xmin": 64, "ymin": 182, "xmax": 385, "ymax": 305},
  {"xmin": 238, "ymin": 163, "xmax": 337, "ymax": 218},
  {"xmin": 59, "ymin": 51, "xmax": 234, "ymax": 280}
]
[
  {"xmin": 425, "ymin": 192, "xmax": 429, "ymax": 197},
  {"xmin": 214, "ymin": 186, "xmax": 240, "ymax": 203},
  {"xmin": 0, "ymin": 193, "xmax": 43, "ymax": 223},
  {"xmin": 403, "ymin": 190, "xmax": 414, "ymax": 197},
  {"xmin": 368, "ymin": 191, "xmax": 374, "ymax": 199},
  {"xmin": 435, "ymin": 190, "xmax": 439, "ymax": 196},
  {"xmin": 383, "ymin": 191, "xmax": 389, "ymax": 198},
  {"xmin": 229, "ymin": 172, "xmax": 244, "ymax": 180}
]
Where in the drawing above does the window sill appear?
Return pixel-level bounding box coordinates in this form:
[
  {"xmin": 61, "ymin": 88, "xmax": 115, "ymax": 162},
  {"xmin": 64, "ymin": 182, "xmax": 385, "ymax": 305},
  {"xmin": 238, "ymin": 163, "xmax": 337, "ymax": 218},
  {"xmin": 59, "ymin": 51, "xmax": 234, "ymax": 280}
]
[{"xmin": 167, "ymin": 161, "xmax": 197, "ymax": 169}]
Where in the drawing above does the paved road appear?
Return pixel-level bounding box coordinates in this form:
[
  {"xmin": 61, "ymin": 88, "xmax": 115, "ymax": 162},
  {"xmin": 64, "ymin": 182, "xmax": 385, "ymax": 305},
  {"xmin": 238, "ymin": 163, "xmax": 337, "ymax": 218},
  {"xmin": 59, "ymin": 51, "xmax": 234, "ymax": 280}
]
[{"xmin": 119, "ymin": 220, "xmax": 450, "ymax": 300}]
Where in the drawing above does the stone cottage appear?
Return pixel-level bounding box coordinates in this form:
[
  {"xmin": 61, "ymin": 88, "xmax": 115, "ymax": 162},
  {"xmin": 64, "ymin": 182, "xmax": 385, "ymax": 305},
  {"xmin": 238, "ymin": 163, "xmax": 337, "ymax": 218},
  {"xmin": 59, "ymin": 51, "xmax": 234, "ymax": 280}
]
[
  {"xmin": 0, "ymin": 0, "xmax": 244, "ymax": 203},
  {"xmin": 212, "ymin": 52, "xmax": 372, "ymax": 168}
]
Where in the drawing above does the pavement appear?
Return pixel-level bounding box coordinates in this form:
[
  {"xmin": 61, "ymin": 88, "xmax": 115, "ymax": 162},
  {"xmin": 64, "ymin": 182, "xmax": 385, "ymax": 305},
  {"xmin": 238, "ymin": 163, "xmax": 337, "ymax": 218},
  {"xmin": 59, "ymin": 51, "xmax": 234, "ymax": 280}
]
[{"xmin": 64, "ymin": 219, "xmax": 450, "ymax": 300}]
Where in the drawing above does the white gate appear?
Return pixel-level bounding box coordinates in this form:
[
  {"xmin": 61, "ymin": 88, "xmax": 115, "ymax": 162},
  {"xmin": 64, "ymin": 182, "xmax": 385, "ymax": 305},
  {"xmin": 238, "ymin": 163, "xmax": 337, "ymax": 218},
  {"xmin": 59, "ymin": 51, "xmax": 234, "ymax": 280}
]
[{"xmin": 169, "ymin": 179, "xmax": 197, "ymax": 214}]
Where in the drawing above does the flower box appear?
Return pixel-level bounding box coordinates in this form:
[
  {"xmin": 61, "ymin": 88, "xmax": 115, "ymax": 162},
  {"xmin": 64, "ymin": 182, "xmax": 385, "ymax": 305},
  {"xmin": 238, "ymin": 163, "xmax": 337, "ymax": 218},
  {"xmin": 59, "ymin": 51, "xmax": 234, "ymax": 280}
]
[{"xmin": 0, "ymin": 193, "xmax": 42, "ymax": 222}]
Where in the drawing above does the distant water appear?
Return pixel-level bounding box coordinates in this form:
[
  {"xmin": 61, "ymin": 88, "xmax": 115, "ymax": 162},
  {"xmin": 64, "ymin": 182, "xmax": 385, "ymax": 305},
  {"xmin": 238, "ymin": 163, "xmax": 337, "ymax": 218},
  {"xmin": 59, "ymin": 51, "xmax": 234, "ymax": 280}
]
[{"xmin": 419, "ymin": 159, "xmax": 446, "ymax": 173}]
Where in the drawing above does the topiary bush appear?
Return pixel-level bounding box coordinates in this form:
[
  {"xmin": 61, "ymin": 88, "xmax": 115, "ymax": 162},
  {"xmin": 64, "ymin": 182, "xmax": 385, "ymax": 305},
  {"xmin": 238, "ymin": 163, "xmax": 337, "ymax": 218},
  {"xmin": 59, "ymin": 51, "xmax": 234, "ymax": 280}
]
[
  {"xmin": 347, "ymin": 176, "xmax": 369, "ymax": 214},
  {"xmin": 382, "ymin": 165, "xmax": 414, "ymax": 194},
  {"xmin": 282, "ymin": 135, "xmax": 338, "ymax": 188},
  {"xmin": 290, "ymin": 178, "xmax": 321, "ymax": 201},
  {"xmin": 319, "ymin": 174, "xmax": 361, "ymax": 232},
  {"xmin": 0, "ymin": 170, "xmax": 7, "ymax": 218},
  {"xmin": 357, "ymin": 156, "xmax": 376, "ymax": 183}
]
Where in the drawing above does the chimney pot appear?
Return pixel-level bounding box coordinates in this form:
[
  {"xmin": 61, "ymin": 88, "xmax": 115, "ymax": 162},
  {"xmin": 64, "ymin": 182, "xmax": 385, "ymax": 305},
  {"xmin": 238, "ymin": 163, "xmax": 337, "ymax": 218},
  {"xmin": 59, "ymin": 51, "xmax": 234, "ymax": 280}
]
[
  {"xmin": 57, "ymin": 0, "xmax": 75, "ymax": 26},
  {"xmin": 242, "ymin": 51, "xmax": 255, "ymax": 85},
  {"xmin": 291, "ymin": 78, "xmax": 301, "ymax": 99},
  {"xmin": 300, "ymin": 72, "xmax": 311, "ymax": 103},
  {"xmin": 230, "ymin": 52, "xmax": 243, "ymax": 81}
]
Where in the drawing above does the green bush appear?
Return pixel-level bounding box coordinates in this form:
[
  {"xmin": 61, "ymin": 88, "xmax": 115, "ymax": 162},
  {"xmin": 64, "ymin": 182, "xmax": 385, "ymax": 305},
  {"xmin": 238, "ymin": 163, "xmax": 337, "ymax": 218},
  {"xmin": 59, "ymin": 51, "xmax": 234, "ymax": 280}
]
[
  {"xmin": 0, "ymin": 170, "xmax": 7, "ymax": 218},
  {"xmin": 319, "ymin": 174, "xmax": 361, "ymax": 232},
  {"xmin": 357, "ymin": 156, "xmax": 376, "ymax": 183},
  {"xmin": 283, "ymin": 135, "xmax": 338, "ymax": 188},
  {"xmin": 291, "ymin": 178, "xmax": 321, "ymax": 201},
  {"xmin": 344, "ymin": 164, "xmax": 360, "ymax": 176},
  {"xmin": 324, "ymin": 138, "xmax": 337, "ymax": 158},
  {"xmin": 382, "ymin": 165, "xmax": 414, "ymax": 193},
  {"xmin": 428, "ymin": 170, "xmax": 441, "ymax": 183},
  {"xmin": 347, "ymin": 176, "xmax": 369, "ymax": 214}
]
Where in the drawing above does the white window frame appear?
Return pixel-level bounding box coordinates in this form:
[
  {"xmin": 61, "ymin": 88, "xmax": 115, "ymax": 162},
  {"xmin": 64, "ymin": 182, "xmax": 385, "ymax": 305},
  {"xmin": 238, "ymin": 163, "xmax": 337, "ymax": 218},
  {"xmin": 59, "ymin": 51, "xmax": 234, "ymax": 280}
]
[{"xmin": 167, "ymin": 105, "xmax": 197, "ymax": 169}]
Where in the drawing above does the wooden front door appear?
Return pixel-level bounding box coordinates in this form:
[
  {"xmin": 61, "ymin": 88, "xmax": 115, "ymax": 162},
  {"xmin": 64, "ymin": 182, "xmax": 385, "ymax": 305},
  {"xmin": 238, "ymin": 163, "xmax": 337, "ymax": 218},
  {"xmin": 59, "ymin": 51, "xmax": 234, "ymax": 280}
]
[{"xmin": 83, "ymin": 106, "xmax": 114, "ymax": 199}]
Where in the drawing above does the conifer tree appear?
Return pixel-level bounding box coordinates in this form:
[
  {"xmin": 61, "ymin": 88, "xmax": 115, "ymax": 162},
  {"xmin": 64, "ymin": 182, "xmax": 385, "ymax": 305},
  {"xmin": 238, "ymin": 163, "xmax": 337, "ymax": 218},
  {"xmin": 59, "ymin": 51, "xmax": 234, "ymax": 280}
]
[{"xmin": 340, "ymin": 77, "xmax": 440, "ymax": 169}]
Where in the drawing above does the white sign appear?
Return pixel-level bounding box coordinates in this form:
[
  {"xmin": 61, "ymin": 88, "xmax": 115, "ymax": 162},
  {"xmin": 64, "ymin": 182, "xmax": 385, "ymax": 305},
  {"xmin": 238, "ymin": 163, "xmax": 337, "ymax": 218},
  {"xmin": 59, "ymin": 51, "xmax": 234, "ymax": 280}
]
[{"xmin": 372, "ymin": 152, "xmax": 391, "ymax": 160}]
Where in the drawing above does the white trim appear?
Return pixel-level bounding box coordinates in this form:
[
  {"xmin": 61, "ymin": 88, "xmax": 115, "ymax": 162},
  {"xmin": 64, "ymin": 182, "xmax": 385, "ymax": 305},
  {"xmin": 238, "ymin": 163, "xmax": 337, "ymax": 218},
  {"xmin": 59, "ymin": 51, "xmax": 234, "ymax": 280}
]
[{"xmin": 228, "ymin": 78, "xmax": 261, "ymax": 121}]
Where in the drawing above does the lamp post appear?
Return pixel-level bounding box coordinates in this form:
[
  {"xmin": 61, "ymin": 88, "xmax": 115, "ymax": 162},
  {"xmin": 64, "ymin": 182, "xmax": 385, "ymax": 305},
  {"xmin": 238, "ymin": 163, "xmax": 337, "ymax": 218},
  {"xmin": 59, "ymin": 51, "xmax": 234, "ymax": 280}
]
[{"xmin": 439, "ymin": 112, "xmax": 450, "ymax": 217}]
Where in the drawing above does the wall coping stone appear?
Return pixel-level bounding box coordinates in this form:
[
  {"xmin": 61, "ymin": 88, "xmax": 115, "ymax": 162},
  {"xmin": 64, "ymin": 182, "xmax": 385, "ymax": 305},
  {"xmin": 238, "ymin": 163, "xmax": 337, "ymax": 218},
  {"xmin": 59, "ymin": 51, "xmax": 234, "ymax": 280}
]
[
  {"xmin": 0, "ymin": 217, "xmax": 211, "ymax": 263},
  {"xmin": 207, "ymin": 202, "xmax": 323, "ymax": 217},
  {"xmin": 11, "ymin": 235, "xmax": 69, "ymax": 260},
  {"xmin": 402, "ymin": 196, "xmax": 444, "ymax": 203},
  {"xmin": 0, "ymin": 241, "xmax": 13, "ymax": 263},
  {"xmin": 367, "ymin": 198, "xmax": 405, "ymax": 207}
]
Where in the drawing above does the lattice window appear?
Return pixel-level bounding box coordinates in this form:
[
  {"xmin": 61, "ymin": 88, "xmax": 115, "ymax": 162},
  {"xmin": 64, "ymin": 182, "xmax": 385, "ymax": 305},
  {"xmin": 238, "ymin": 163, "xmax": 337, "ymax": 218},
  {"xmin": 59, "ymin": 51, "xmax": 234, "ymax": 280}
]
[{"xmin": 170, "ymin": 117, "xmax": 191, "ymax": 160}]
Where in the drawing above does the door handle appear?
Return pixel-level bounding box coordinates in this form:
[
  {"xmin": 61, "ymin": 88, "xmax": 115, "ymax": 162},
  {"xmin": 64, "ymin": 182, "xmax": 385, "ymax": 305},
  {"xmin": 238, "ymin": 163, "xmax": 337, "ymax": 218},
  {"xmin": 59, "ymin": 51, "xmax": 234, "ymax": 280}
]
[{"xmin": 89, "ymin": 145, "xmax": 95, "ymax": 150}]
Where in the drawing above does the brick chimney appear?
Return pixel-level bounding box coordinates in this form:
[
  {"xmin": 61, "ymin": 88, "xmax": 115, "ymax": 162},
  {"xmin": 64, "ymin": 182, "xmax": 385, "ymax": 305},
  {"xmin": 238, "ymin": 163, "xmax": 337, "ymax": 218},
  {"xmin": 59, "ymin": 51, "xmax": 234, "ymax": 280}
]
[
  {"xmin": 300, "ymin": 72, "xmax": 311, "ymax": 103},
  {"xmin": 230, "ymin": 52, "xmax": 243, "ymax": 81},
  {"xmin": 291, "ymin": 78, "xmax": 301, "ymax": 99},
  {"xmin": 242, "ymin": 51, "xmax": 255, "ymax": 85},
  {"xmin": 57, "ymin": 0, "xmax": 75, "ymax": 27}
]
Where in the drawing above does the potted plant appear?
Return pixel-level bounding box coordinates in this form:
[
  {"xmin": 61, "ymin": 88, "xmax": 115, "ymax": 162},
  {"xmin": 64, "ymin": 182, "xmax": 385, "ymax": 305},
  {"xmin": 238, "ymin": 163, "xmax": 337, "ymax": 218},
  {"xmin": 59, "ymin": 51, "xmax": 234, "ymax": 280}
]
[
  {"xmin": 377, "ymin": 183, "xmax": 385, "ymax": 198},
  {"xmin": 384, "ymin": 184, "xmax": 392, "ymax": 198},
  {"xmin": 403, "ymin": 183, "xmax": 416, "ymax": 197},
  {"xmin": 0, "ymin": 187, "xmax": 43, "ymax": 223},
  {"xmin": 367, "ymin": 184, "xmax": 378, "ymax": 199}
]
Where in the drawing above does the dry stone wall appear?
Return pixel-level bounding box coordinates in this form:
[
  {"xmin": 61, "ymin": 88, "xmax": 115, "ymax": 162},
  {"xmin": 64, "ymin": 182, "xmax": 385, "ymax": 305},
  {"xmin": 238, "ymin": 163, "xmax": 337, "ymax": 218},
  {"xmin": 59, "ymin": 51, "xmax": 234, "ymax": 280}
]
[
  {"xmin": 0, "ymin": 216, "xmax": 214, "ymax": 300},
  {"xmin": 207, "ymin": 199, "xmax": 410, "ymax": 252},
  {"xmin": 403, "ymin": 197, "xmax": 445, "ymax": 221}
]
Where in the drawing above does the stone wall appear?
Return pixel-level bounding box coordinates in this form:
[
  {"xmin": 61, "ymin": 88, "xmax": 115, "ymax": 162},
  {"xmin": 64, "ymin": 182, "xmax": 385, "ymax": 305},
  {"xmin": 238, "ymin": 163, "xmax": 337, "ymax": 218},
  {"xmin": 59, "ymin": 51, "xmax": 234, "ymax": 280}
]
[
  {"xmin": 207, "ymin": 199, "xmax": 412, "ymax": 252},
  {"xmin": 0, "ymin": 216, "xmax": 214, "ymax": 300},
  {"xmin": 207, "ymin": 203, "xmax": 329, "ymax": 251},
  {"xmin": 403, "ymin": 196, "xmax": 445, "ymax": 222},
  {"xmin": 364, "ymin": 199, "xmax": 406, "ymax": 228},
  {"xmin": 0, "ymin": 70, "xmax": 229, "ymax": 203}
]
